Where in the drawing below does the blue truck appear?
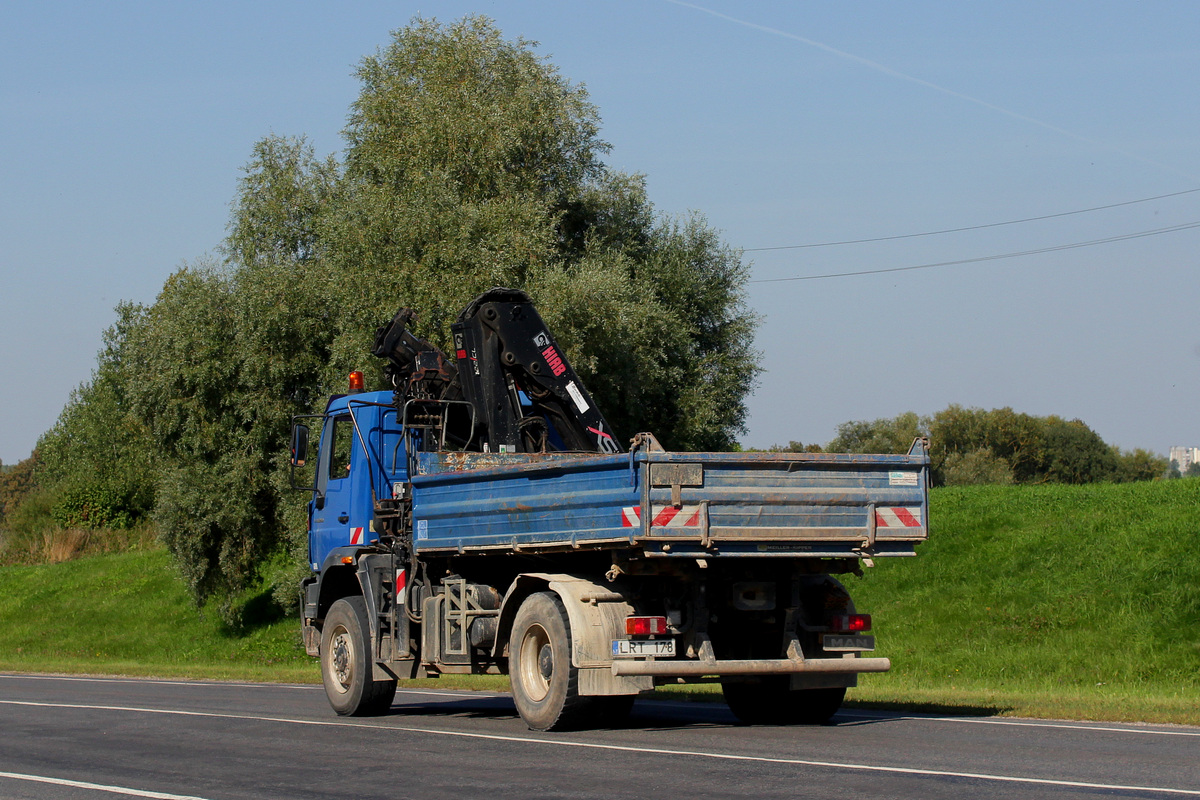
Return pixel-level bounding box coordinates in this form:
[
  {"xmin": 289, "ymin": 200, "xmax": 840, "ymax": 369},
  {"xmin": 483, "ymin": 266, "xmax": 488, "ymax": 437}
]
[{"xmin": 294, "ymin": 289, "xmax": 929, "ymax": 730}]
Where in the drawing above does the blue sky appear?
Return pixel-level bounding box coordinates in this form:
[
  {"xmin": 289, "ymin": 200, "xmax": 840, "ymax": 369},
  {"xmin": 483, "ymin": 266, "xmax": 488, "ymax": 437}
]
[{"xmin": 2, "ymin": 1, "xmax": 1198, "ymax": 464}]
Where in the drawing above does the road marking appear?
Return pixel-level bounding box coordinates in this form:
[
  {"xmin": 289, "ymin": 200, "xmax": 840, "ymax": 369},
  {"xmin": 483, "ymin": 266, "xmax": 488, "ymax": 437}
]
[
  {"xmin": 3, "ymin": 700, "xmax": 1199, "ymax": 796},
  {"xmin": 839, "ymin": 709, "xmax": 1200, "ymax": 738},
  {"xmin": 0, "ymin": 674, "xmax": 312, "ymax": 690},
  {"xmin": 0, "ymin": 770, "xmax": 211, "ymax": 799},
  {"xmin": 0, "ymin": 674, "xmax": 505, "ymax": 700},
  {"xmin": 4, "ymin": 675, "xmax": 1195, "ymax": 738}
]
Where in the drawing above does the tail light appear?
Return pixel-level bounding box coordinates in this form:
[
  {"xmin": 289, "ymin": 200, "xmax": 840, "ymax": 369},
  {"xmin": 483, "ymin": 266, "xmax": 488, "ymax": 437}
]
[
  {"xmin": 829, "ymin": 613, "xmax": 872, "ymax": 633},
  {"xmin": 626, "ymin": 616, "xmax": 669, "ymax": 636}
]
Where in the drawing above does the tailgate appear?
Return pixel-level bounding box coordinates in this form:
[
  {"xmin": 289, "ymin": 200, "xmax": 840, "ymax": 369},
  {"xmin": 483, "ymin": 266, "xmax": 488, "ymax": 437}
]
[{"xmin": 632, "ymin": 440, "xmax": 929, "ymax": 558}]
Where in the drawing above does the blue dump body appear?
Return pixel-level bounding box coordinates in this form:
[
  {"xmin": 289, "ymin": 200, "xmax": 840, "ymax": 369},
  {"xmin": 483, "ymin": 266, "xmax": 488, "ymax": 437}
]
[
  {"xmin": 410, "ymin": 448, "xmax": 928, "ymax": 560},
  {"xmin": 309, "ymin": 391, "xmax": 928, "ymax": 567}
]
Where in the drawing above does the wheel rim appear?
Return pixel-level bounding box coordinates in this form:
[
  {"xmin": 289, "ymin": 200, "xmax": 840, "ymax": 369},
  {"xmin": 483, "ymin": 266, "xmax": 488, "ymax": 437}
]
[
  {"xmin": 518, "ymin": 622, "xmax": 552, "ymax": 702},
  {"xmin": 329, "ymin": 625, "xmax": 354, "ymax": 693}
]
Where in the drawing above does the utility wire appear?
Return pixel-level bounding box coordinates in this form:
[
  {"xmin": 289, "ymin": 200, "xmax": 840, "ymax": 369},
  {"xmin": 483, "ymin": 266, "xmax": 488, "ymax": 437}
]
[
  {"xmin": 744, "ymin": 187, "xmax": 1200, "ymax": 252},
  {"xmin": 750, "ymin": 219, "xmax": 1200, "ymax": 283}
]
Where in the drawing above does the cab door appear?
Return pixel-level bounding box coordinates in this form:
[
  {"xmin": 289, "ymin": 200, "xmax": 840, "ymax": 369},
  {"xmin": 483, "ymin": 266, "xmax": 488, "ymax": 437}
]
[{"xmin": 310, "ymin": 413, "xmax": 356, "ymax": 567}]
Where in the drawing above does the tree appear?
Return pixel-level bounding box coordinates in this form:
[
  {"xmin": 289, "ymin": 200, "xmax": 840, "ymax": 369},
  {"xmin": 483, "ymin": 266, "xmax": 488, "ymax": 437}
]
[
  {"xmin": 813, "ymin": 405, "xmax": 1166, "ymax": 487},
  {"xmin": 226, "ymin": 135, "xmax": 339, "ymax": 267},
  {"xmin": 1111, "ymin": 448, "xmax": 1169, "ymax": 483},
  {"xmin": 38, "ymin": 15, "xmax": 759, "ymax": 615},
  {"xmin": 928, "ymin": 405, "xmax": 1051, "ymax": 483},
  {"xmin": 35, "ymin": 304, "xmax": 157, "ymax": 529},
  {"xmin": 302, "ymin": 16, "xmax": 758, "ymax": 450},
  {"xmin": 0, "ymin": 451, "xmax": 40, "ymax": 525},
  {"xmin": 826, "ymin": 411, "xmax": 925, "ymax": 454},
  {"xmin": 940, "ymin": 447, "xmax": 1014, "ymax": 486},
  {"xmin": 1039, "ymin": 417, "xmax": 1118, "ymax": 484},
  {"xmin": 767, "ymin": 441, "xmax": 824, "ymax": 453}
]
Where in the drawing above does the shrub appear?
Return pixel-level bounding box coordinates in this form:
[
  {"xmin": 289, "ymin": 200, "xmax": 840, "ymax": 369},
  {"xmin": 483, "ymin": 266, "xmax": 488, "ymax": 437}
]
[
  {"xmin": 940, "ymin": 447, "xmax": 1014, "ymax": 486},
  {"xmin": 0, "ymin": 452, "xmax": 40, "ymax": 524},
  {"xmin": 50, "ymin": 485, "xmax": 138, "ymax": 530}
]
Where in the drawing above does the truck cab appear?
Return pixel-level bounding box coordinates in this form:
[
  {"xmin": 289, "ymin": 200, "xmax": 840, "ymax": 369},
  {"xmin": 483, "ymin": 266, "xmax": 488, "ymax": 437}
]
[{"xmin": 307, "ymin": 390, "xmax": 404, "ymax": 569}]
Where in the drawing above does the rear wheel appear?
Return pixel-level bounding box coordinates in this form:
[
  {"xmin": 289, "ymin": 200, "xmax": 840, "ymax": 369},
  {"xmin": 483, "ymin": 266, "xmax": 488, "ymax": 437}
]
[
  {"xmin": 509, "ymin": 592, "xmax": 593, "ymax": 731},
  {"xmin": 321, "ymin": 596, "xmax": 397, "ymax": 716},
  {"xmin": 791, "ymin": 687, "xmax": 846, "ymax": 724},
  {"xmin": 722, "ymin": 677, "xmax": 845, "ymax": 725}
]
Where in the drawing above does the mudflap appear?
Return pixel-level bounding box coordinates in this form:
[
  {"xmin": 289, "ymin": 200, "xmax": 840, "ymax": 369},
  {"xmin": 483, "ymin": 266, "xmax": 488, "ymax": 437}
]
[{"xmin": 302, "ymin": 618, "xmax": 320, "ymax": 657}]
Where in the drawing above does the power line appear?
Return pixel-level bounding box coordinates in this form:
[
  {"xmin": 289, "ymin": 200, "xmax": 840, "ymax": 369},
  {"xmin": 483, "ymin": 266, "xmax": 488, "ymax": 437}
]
[
  {"xmin": 743, "ymin": 187, "xmax": 1200, "ymax": 252},
  {"xmin": 749, "ymin": 219, "xmax": 1200, "ymax": 283},
  {"xmin": 665, "ymin": 3, "xmax": 1197, "ymax": 183}
]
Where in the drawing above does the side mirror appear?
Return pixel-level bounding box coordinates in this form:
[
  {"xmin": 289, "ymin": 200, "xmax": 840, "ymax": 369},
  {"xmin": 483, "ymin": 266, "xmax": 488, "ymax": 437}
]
[
  {"xmin": 289, "ymin": 415, "xmax": 323, "ymax": 493},
  {"xmin": 291, "ymin": 424, "xmax": 310, "ymax": 467}
]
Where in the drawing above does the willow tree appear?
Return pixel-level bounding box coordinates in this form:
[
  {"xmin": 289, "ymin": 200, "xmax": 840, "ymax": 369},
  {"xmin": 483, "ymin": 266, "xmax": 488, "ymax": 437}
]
[
  {"xmin": 231, "ymin": 16, "xmax": 760, "ymax": 452},
  {"xmin": 45, "ymin": 16, "xmax": 759, "ymax": 616}
]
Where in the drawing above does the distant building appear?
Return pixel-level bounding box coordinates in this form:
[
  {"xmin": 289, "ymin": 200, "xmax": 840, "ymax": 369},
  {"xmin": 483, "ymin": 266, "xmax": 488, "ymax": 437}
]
[{"xmin": 1169, "ymin": 446, "xmax": 1200, "ymax": 473}]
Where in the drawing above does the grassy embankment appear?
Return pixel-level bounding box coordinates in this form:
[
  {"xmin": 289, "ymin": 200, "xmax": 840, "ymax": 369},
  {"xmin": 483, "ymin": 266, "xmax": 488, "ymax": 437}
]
[
  {"xmin": 1, "ymin": 479, "xmax": 1198, "ymax": 723},
  {"xmin": 844, "ymin": 477, "xmax": 1200, "ymax": 724},
  {"xmin": 0, "ymin": 548, "xmax": 317, "ymax": 684}
]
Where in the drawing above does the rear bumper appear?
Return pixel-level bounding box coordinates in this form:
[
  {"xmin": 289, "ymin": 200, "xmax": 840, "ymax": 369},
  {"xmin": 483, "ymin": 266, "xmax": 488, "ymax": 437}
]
[{"xmin": 611, "ymin": 655, "xmax": 890, "ymax": 678}]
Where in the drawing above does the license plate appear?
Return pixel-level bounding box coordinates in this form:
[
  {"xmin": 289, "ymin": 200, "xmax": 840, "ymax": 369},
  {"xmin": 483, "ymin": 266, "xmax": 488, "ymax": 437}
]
[
  {"xmin": 612, "ymin": 639, "xmax": 676, "ymax": 658},
  {"xmin": 822, "ymin": 634, "xmax": 876, "ymax": 652}
]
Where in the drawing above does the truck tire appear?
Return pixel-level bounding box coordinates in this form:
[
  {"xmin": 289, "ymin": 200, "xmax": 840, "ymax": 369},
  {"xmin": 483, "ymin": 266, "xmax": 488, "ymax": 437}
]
[
  {"xmin": 321, "ymin": 596, "xmax": 397, "ymax": 716},
  {"xmin": 722, "ymin": 678, "xmax": 845, "ymax": 725},
  {"xmin": 509, "ymin": 592, "xmax": 592, "ymax": 731},
  {"xmin": 790, "ymin": 687, "xmax": 846, "ymax": 724}
]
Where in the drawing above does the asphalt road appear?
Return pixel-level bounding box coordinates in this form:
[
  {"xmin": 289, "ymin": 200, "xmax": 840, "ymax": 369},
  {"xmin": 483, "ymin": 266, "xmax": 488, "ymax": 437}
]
[{"xmin": 0, "ymin": 674, "xmax": 1197, "ymax": 799}]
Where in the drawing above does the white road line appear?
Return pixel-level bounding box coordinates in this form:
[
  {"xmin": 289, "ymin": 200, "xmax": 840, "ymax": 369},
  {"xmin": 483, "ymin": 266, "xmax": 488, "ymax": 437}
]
[
  {"xmin": 839, "ymin": 710, "xmax": 1200, "ymax": 738},
  {"xmin": 0, "ymin": 674, "xmax": 314, "ymax": 690},
  {"xmin": 3, "ymin": 700, "xmax": 1199, "ymax": 796},
  {"xmin": 0, "ymin": 674, "xmax": 505, "ymax": 700},
  {"xmin": 0, "ymin": 770, "xmax": 211, "ymax": 800},
  {"xmin": 5, "ymin": 674, "xmax": 1196, "ymax": 738}
]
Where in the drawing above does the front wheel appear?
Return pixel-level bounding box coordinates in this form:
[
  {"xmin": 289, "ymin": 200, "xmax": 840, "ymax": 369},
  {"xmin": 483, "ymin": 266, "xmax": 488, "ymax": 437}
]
[
  {"xmin": 320, "ymin": 596, "xmax": 397, "ymax": 716},
  {"xmin": 722, "ymin": 678, "xmax": 845, "ymax": 725}
]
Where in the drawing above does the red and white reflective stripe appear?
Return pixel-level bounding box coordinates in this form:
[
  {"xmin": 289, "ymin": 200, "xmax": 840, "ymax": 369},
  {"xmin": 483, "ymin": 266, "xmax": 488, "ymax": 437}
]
[
  {"xmin": 395, "ymin": 569, "xmax": 406, "ymax": 606},
  {"xmin": 350, "ymin": 527, "xmax": 364, "ymax": 545},
  {"xmin": 875, "ymin": 507, "xmax": 922, "ymax": 528},
  {"xmin": 652, "ymin": 505, "xmax": 702, "ymax": 527},
  {"xmin": 623, "ymin": 506, "xmax": 703, "ymax": 528}
]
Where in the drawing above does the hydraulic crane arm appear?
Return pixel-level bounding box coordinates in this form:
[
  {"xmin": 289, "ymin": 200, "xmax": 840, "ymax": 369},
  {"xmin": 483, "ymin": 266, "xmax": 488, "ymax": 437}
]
[
  {"xmin": 452, "ymin": 288, "xmax": 621, "ymax": 453},
  {"xmin": 372, "ymin": 288, "xmax": 622, "ymax": 454}
]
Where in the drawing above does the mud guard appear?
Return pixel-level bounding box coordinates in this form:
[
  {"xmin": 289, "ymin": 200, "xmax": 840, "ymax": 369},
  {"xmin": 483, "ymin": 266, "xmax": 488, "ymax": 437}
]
[{"xmin": 493, "ymin": 573, "xmax": 651, "ymax": 696}]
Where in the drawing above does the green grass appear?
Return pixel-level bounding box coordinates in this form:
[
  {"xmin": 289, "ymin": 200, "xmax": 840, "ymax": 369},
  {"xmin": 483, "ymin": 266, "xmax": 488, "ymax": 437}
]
[
  {"xmin": 846, "ymin": 477, "xmax": 1200, "ymax": 724},
  {"xmin": 0, "ymin": 549, "xmax": 317, "ymax": 682},
  {"xmin": 0, "ymin": 547, "xmax": 511, "ymax": 690},
  {"xmin": 2, "ymin": 479, "xmax": 1199, "ymax": 724}
]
